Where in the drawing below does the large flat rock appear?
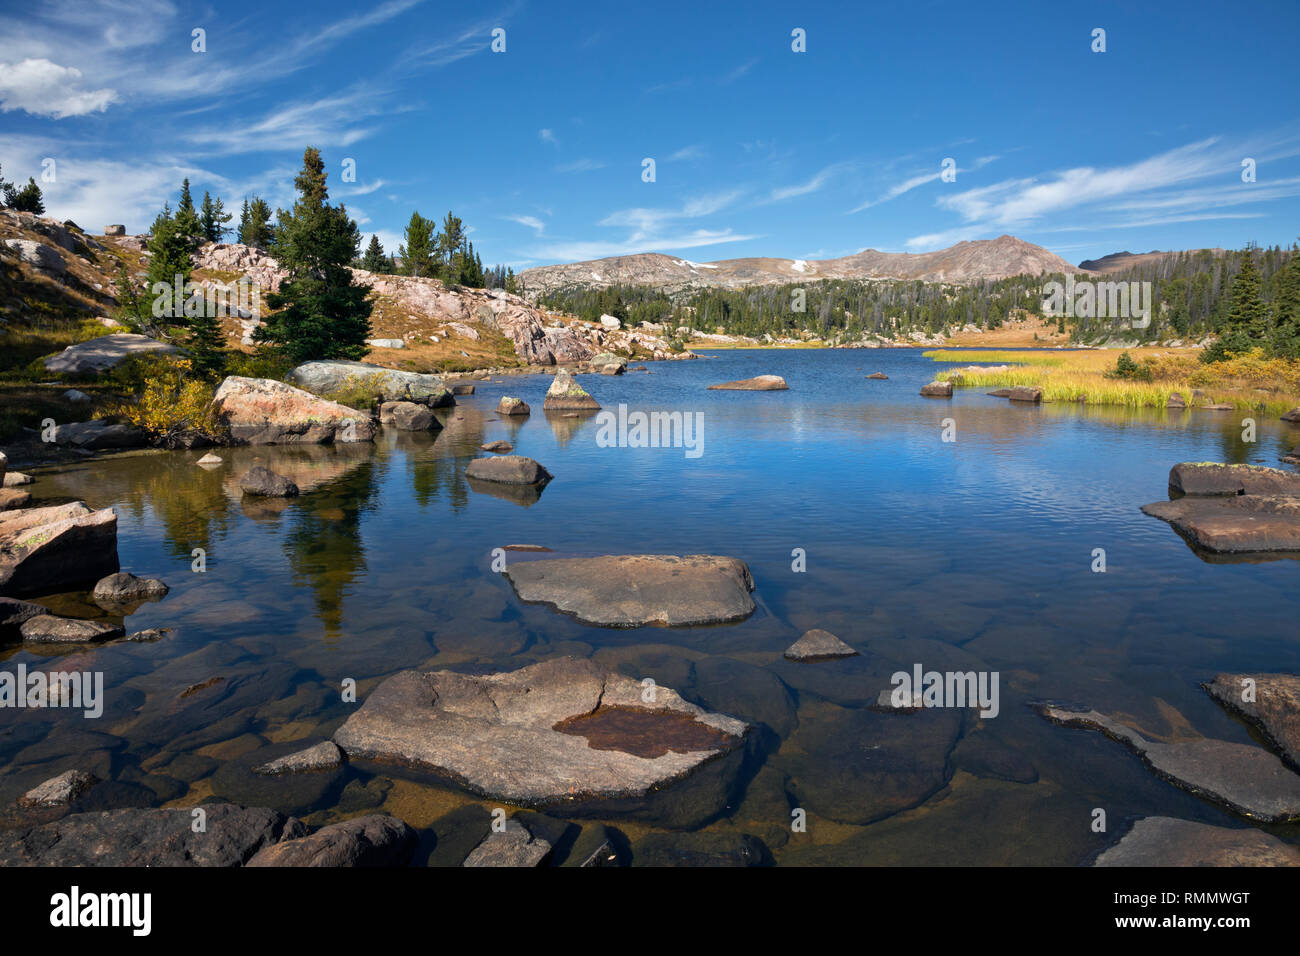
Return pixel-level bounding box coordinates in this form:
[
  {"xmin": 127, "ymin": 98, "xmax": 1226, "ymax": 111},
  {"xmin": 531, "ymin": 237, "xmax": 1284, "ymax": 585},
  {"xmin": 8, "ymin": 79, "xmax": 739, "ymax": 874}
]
[
  {"xmin": 1169, "ymin": 462, "xmax": 1300, "ymax": 497},
  {"xmin": 333, "ymin": 657, "xmax": 750, "ymax": 826},
  {"xmin": 1041, "ymin": 705, "xmax": 1300, "ymax": 822},
  {"xmin": 1141, "ymin": 496, "xmax": 1300, "ymax": 553},
  {"xmin": 1205, "ymin": 673, "xmax": 1300, "ymax": 771},
  {"xmin": 0, "ymin": 502, "xmax": 118, "ymax": 597},
  {"xmin": 212, "ymin": 376, "xmax": 376, "ymax": 445},
  {"xmin": 44, "ymin": 334, "xmax": 182, "ymax": 374},
  {"xmin": 287, "ymin": 360, "xmax": 453, "ymax": 407},
  {"xmin": 707, "ymin": 375, "xmax": 788, "ymax": 391},
  {"xmin": 1095, "ymin": 817, "xmax": 1300, "ymax": 866},
  {"xmin": 503, "ymin": 554, "xmax": 755, "ymax": 627}
]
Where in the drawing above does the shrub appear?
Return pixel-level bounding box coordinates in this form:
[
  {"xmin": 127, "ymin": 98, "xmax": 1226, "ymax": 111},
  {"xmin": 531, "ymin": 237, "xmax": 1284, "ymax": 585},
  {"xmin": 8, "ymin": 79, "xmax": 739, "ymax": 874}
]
[{"xmin": 108, "ymin": 357, "xmax": 221, "ymax": 446}]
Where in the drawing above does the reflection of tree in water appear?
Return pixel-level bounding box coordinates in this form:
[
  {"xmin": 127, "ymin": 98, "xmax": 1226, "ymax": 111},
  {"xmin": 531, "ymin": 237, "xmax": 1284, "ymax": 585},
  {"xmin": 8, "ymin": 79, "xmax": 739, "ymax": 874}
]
[
  {"xmin": 1214, "ymin": 417, "xmax": 1262, "ymax": 464},
  {"xmin": 124, "ymin": 454, "xmax": 234, "ymax": 560},
  {"xmin": 411, "ymin": 454, "xmax": 470, "ymax": 512},
  {"xmin": 284, "ymin": 459, "xmax": 382, "ymax": 639}
]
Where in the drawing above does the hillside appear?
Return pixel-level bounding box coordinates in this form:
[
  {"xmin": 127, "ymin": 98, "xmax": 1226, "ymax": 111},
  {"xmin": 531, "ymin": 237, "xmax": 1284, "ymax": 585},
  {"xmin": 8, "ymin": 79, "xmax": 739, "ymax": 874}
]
[
  {"xmin": 518, "ymin": 235, "xmax": 1089, "ymax": 296},
  {"xmin": 1078, "ymin": 248, "xmax": 1228, "ymax": 273}
]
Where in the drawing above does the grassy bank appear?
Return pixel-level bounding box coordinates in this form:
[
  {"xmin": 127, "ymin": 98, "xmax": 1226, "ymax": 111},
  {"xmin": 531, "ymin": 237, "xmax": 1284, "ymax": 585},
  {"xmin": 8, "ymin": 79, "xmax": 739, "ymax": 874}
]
[{"xmin": 924, "ymin": 348, "xmax": 1300, "ymax": 413}]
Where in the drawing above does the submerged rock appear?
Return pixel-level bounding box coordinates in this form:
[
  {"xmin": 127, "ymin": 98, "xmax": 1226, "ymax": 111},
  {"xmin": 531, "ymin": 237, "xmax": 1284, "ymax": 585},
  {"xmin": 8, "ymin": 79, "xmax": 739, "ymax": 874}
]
[
  {"xmin": 480, "ymin": 440, "xmax": 513, "ymax": 453},
  {"xmin": 1094, "ymin": 817, "xmax": 1300, "ymax": 867},
  {"xmin": 1204, "ymin": 673, "xmax": 1300, "ymax": 771},
  {"xmin": 19, "ymin": 769, "xmax": 100, "ymax": 808},
  {"xmin": 0, "ymin": 805, "xmax": 305, "ymax": 866},
  {"xmin": 333, "ymin": 657, "xmax": 750, "ymax": 826},
  {"xmin": 543, "ymin": 369, "xmax": 599, "ymax": 410},
  {"xmin": 239, "ymin": 466, "xmax": 300, "ymax": 498},
  {"xmin": 463, "ymin": 818, "xmax": 552, "ymax": 867},
  {"xmin": 707, "ymin": 375, "xmax": 788, "ymax": 391},
  {"xmin": 920, "ymin": 381, "xmax": 953, "ymax": 398},
  {"xmin": 784, "ymin": 629, "xmax": 859, "ymax": 661},
  {"xmin": 866, "ymin": 372, "xmax": 888, "ymax": 380},
  {"xmin": 92, "ymin": 570, "xmax": 169, "ymax": 607},
  {"xmin": 1040, "ymin": 705, "xmax": 1300, "ymax": 822},
  {"xmin": 465, "ymin": 455, "xmax": 552, "ymax": 486},
  {"xmin": 503, "ymin": 553, "xmax": 755, "ymax": 627},
  {"xmin": 247, "ymin": 814, "xmax": 415, "ymax": 867},
  {"xmin": 20, "ymin": 614, "xmax": 124, "ymax": 643},
  {"xmin": 212, "ymin": 376, "xmax": 376, "ymax": 445}
]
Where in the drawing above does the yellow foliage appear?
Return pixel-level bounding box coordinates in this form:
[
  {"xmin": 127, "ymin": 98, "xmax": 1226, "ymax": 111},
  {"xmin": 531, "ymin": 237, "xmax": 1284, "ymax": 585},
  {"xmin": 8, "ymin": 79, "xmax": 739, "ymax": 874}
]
[{"xmin": 109, "ymin": 358, "xmax": 221, "ymax": 443}]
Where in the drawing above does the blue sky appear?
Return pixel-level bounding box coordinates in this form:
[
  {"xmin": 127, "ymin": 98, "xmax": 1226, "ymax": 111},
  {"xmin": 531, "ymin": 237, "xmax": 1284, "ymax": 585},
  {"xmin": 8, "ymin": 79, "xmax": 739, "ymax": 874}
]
[{"xmin": 2, "ymin": 0, "xmax": 1297, "ymax": 269}]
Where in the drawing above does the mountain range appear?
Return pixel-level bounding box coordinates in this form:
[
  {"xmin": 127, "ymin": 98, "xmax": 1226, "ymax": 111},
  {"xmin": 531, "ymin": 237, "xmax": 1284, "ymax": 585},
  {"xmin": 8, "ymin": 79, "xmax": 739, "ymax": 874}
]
[{"xmin": 518, "ymin": 234, "xmax": 1090, "ymax": 296}]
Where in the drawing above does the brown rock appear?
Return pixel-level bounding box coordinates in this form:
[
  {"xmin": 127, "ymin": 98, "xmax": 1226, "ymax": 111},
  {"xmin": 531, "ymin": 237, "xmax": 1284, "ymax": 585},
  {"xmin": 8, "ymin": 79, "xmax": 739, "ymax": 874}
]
[
  {"xmin": 211, "ymin": 376, "xmax": 376, "ymax": 445},
  {"xmin": 920, "ymin": 381, "xmax": 953, "ymax": 398},
  {"xmin": 707, "ymin": 375, "xmax": 788, "ymax": 391},
  {"xmin": 1205, "ymin": 673, "xmax": 1300, "ymax": 771},
  {"xmin": 1095, "ymin": 817, "xmax": 1300, "ymax": 867}
]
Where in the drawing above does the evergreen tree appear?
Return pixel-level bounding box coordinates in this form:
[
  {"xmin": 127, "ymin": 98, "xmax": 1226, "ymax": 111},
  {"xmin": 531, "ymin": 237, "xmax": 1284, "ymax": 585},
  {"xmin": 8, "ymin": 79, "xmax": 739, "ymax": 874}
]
[
  {"xmin": 254, "ymin": 147, "xmax": 372, "ymax": 362},
  {"xmin": 1202, "ymin": 249, "xmax": 1267, "ymax": 362},
  {"xmin": 145, "ymin": 206, "xmax": 193, "ymax": 320},
  {"xmin": 184, "ymin": 298, "xmax": 227, "ymax": 379},
  {"xmin": 10, "ymin": 177, "xmax": 45, "ymax": 214},
  {"xmin": 239, "ymin": 196, "xmax": 274, "ymax": 248},
  {"xmin": 361, "ymin": 234, "xmax": 388, "ymax": 272},
  {"xmin": 199, "ymin": 191, "xmax": 232, "ymax": 243},
  {"xmin": 436, "ymin": 211, "xmax": 465, "ymax": 281},
  {"xmin": 0, "ymin": 164, "xmax": 13, "ymax": 206},
  {"xmin": 174, "ymin": 178, "xmax": 203, "ymax": 247},
  {"xmin": 237, "ymin": 198, "xmax": 251, "ymax": 242},
  {"xmin": 1270, "ymin": 247, "xmax": 1300, "ymax": 359},
  {"xmin": 398, "ymin": 211, "xmax": 435, "ymax": 277}
]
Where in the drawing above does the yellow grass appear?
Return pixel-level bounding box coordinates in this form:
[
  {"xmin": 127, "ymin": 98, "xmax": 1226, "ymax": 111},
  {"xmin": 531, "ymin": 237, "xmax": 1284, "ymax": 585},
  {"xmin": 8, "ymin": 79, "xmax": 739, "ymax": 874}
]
[{"xmin": 925, "ymin": 348, "xmax": 1300, "ymax": 413}]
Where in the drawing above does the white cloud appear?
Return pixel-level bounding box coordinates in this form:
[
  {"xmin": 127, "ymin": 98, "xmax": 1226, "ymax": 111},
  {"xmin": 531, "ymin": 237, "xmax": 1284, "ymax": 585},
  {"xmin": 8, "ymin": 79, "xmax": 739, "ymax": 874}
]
[
  {"xmin": 669, "ymin": 144, "xmax": 706, "ymax": 161},
  {"xmin": 0, "ymin": 59, "xmax": 117, "ymax": 118},
  {"xmin": 556, "ymin": 157, "xmax": 604, "ymax": 173},
  {"xmin": 769, "ymin": 162, "xmax": 852, "ymax": 202},
  {"xmin": 538, "ymin": 128, "xmax": 557, "ymax": 145},
  {"xmin": 505, "ymin": 214, "xmax": 545, "ymax": 235}
]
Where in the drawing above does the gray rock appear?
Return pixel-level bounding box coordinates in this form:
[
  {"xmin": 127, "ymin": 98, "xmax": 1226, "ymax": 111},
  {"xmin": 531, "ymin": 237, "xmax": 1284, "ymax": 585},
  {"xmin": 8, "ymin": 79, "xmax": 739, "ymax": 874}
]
[
  {"xmin": 920, "ymin": 381, "xmax": 953, "ymax": 397},
  {"xmin": 496, "ymin": 396, "xmax": 530, "ymax": 416},
  {"xmin": 196, "ymin": 453, "xmax": 222, "ymax": 466},
  {"xmin": 1007, "ymin": 385, "xmax": 1042, "ymax": 403},
  {"xmin": 784, "ymin": 629, "xmax": 859, "ymax": 661},
  {"xmin": 543, "ymin": 369, "xmax": 599, "ymax": 410},
  {"xmin": 707, "ymin": 375, "xmax": 788, "ymax": 391},
  {"xmin": 0, "ymin": 595, "xmax": 46, "ymax": 639},
  {"xmin": 462, "ymin": 818, "xmax": 552, "ymax": 867},
  {"xmin": 92, "ymin": 571, "xmax": 169, "ymax": 607},
  {"xmin": 366, "ymin": 338, "xmax": 405, "ymax": 349},
  {"xmin": 126, "ymin": 627, "xmax": 170, "ymax": 642},
  {"xmin": 287, "ymin": 360, "xmax": 453, "ymax": 406},
  {"xmin": 103, "ymin": 224, "xmax": 126, "ymax": 236},
  {"xmin": 333, "ymin": 657, "xmax": 749, "ymax": 826},
  {"xmin": 246, "ymin": 814, "xmax": 416, "ymax": 867},
  {"xmin": 1141, "ymin": 496, "xmax": 1300, "ymax": 553},
  {"xmin": 480, "ymin": 440, "xmax": 513, "ymax": 453},
  {"xmin": 1283, "ymin": 407, "xmax": 1300, "ymax": 423},
  {"xmin": 0, "ymin": 805, "xmax": 306, "ymax": 866},
  {"xmin": 44, "ymin": 334, "xmax": 181, "ymax": 374},
  {"xmin": 1168, "ymin": 462, "xmax": 1300, "ymax": 497},
  {"xmin": 212, "ymin": 376, "xmax": 376, "ymax": 445},
  {"xmin": 3, "ymin": 472, "xmax": 34, "ymax": 487},
  {"xmin": 465, "ymin": 455, "xmax": 552, "ymax": 485},
  {"xmin": 52, "ymin": 419, "xmax": 148, "ymax": 449},
  {"xmin": 1041, "ymin": 705, "xmax": 1300, "ymax": 822},
  {"xmin": 19, "ymin": 769, "xmax": 99, "ymax": 807},
  {"xmin": 503, "ymin": 554, "xmax": 755, "ymax": 627},
  {"xmin": 452, "ymin": 384, "xmax": 475, "ymax": 395},
  {"xmin": 379, "ymin": 400, "xmax": 440, "ymax": 431},
  {"xmin": 4, "ymin": 239, "xmax": 65, "ymax": 275},
  {"xmin": 1205, "ymin": 673, "xmax": 1300, "ymax": 771},
  {"xmin": 0, "ymin": 502, "xmax": 119, "ymax": 597},
  {"xmin": 62, "ymin": 388, "xmax": 91, "ymax": 402},
  {"xmin": 239, "ymin": 466, "xmax": 300, "ymax": 497},
  {"xmin": 254, "ymin": 740, "xmax": 343, "ymax": 775},
  {"xmin": 1095, "ymin": 817, "xmax": 1300, "ymax": 866},
  {"xmin": 20, "ymin": 614, "xmax": 123, "ymax": 643}
]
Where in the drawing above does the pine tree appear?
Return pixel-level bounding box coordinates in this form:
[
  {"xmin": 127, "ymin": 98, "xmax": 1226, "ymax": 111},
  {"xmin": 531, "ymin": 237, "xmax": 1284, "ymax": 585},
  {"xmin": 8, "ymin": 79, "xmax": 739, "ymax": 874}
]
[
  {"xmin": 174, "ymin": 178, "xmax": 203, "ymax": 247},
  {"xmin": 436, "ymin": 211, "xmax": 465, "ymax": 281},
  {"xmin": 239, "ymin": 196, "xmax": 274, "ymax": 247},
  {"xmin": 11, "ymin": 177, "xmax": 45, "ymax": 214},
  {"xmin": 1270, "ymin": 247, "xmax": 1300, "ymax": 359},
  {"xmin": 1202, "ymin": 249, "xmax": 1267, "ymax": 363},
  {"xmin": 238, "ymin": 199, "xmax": 251, "ymax": 242},
  {"xmin": 398, "ymin": 212, "xmax": 435, "ymax": 277},
  {"xmin": 145, "ymin": 206, "xmax": 194, "ymax": 321},
  {"xmin": 0, "ymin": 164, "xmax": 13, "ymax": 206},
  {"xmin": 361, "ymin": 234, "xmax": 388, "ymax": 272},
  {"xmin": 199, "ymin": 191, "xmax": 232, "ymax": 243},
  {"xmin": 254, "ymin": 146, "xmax": 372, "ymax": 363},
  {"xmin": 184, "ymin": 299, "xmax": 227, "ymax": 378}
]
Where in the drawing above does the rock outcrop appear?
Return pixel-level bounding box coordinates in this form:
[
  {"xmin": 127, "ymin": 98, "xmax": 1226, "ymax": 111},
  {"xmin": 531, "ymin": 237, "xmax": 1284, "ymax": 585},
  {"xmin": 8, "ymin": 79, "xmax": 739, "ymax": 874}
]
[
  {"xmin": 0, "ymin": 502, "xmax": 119, "ymax": 597},
  {"xmin": 1204, "ymin": 673, "xmax": 1300, "ymax": 771},
  {"xmin": 287, "ymin": 360, "xmax": 453, "ymax": 406},
  {"xmin": 1143, "ymin": 463, "xmax": 1300, "ymax": 554},
  {"xmin": 211, "ymin": 377, "xmax": 376, "ymax": 445},
  {"xmin": 246, "ymin": 814, "xmax": 416, "ymax": 867},
  {"xmin": 1094, "ymin": 817, "xmax": 1300, "ymax": 866},
  {"xmin": 44, "ymin": 333, "xmax": 182, "ymax": 374},
  {"xmin": 542, "ymin": 369, "xmax": 599, "ymax": 410}
]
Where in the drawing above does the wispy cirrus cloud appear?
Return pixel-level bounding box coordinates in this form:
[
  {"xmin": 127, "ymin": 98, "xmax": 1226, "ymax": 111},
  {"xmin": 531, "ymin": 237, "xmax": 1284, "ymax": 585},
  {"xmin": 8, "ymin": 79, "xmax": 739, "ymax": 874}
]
[
  {"xmin": 851, "ymin": 155, "xmax": 998, "ymax": 213},
  {"xmin": 555, "ymin": 157, "xmax": 605, "ymax": 173},
  {"xmin": 769, "ymin": 162, "xmax": 854, "ymax": 202}
]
